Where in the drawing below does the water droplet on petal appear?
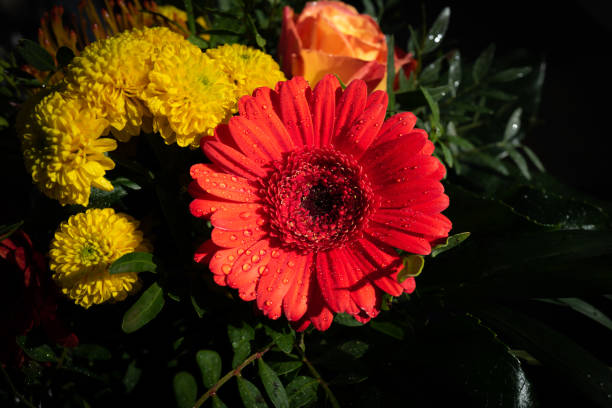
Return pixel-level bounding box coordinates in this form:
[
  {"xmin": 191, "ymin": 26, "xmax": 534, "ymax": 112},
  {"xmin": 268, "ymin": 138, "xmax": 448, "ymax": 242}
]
[
  {"xmin": 221, "ymin": 264, "xmax": 231, "ymax": 274},
  {"xmin": 242, "ymin": 263, "xmax": 252, "ymax": 271}
]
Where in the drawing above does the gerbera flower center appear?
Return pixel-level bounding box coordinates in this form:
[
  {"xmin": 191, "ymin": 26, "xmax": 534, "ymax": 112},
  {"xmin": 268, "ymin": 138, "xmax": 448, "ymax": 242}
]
[{"xmin": 264, "ymin": 147, "xmax": 375, "ymax": 252}]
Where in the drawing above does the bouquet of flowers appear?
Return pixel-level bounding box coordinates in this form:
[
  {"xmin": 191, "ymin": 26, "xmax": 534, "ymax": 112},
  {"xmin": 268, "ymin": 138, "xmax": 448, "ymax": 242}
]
[{"xmin": 1, "ymin": 0, "xmax": 611, "ymax": 407}]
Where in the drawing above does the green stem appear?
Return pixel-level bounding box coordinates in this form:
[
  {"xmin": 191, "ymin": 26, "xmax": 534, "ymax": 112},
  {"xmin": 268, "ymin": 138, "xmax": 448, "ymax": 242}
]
[
  {"xmin": 297, "ymin": 348, "xmax": 341, "ymax": 408},
  {"xmin": 192, "ymin": 343, "xmax": 273, "ymax": 408},
  {"xmin": 183, "ymin": 0, "xmax": 196, "ymax": 36},
  {"xmin": 1, "ymin": 365, "xmax": 37, "ymax": 408}
]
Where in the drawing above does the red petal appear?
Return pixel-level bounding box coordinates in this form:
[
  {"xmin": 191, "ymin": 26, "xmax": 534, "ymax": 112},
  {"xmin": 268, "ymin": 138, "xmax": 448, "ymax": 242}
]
[
  {"xmin": 210, "ymin": 205, "xmax": 265, "ymax": 230},
  {"xmin": 366, "ymin": 90, "xmax": 388, "ymax": 110},
  {"xmin": 336, "ymin": 249, "xmax": 379, "ymax": 317},
  {"xmin": 361, "ymin": 131, "xmax": 427, "ymax": 170},
  {"xmin": 377, "ymin": 179, "xmax": 445, "ymax": 208},
  {"xmin": 373, "ymin": 209, "xmax": 452, "ymax": 238},
  {"xmin": 366, "ymin": 226, "xmax": 432, "ymax": 255},
  {"xmin": 399, "ymin": 276, "xmax": 416, "ymax": 293},
  {"xmin": 336, "ymin": 102, "xmax": 386, "ymax": 160},
  {"xmin": 282, "ymin": 253, "xmax": 314, "ymax": 322},
  {"xmin": 309, "ymin": 74, "xmax": 340, "ymax": 147},
  {"xmin": 315, "ymin": 249, "xmax": 359, "ymax": 314},
  {"xmin": 194, "ymin": 166, "xmax": 261, "ymax": 203},
  {"xmin": 229, "ymin": 116, "xmax": 283, "ymax": 164},
  {"xmin": 211, "ymin": 227, "xmax": 267, "ymax": 248},
  {"xmin": 421, "ymin": 139, "xmax": 435, "ymax": 155},
  {"xmin": 352, "ymin": 239, "xmax": 404, "ymax": 296},
  {"xmin": 209, "ymin": 246, "xmax": 252, "ymax": 285},
  {"xmin": 279, "ymin": 6, "xmax": 300, "ymax": 78},
  {"xmin": 214, "ymin": 123, "xmax": 241, "ymax": 151},
  {"xmin": 194, "ymin": 240, "xmax": 219, "ymax": 264},
  {"xmin": 332, "ymin": 79, "xmax": 367, "ymax": 144},
  {"xmin": 278, "ymin": 77, "xmax": 314, "ymax": 147},
  {"xmin": 227, "ymin": 239, "xmax": 273, "ymax": 301},
  {"xmin": 410, "ymin": 194, "xmax": 450, "ymax": 214},
  {"xmin": 257, "ymin": 250, "xmax": 309, "ymax": 320},
  {"xmin": 307, "ymin": 292, "xmax": 334, "ymax": 331},
  {"xmin": 368, "ymin": 155, "xmax": 445, "ymax": 186},
  {"xmin": 372, "ymin": 111, "xmax": 417, "ymax": 147},
  {"xmin": 203, "ymin": 140, "xmax": 267, "ymax": 180},
  {"xmin": 239, "ymin": 91, "xmax": 296, "ymax": 153}
]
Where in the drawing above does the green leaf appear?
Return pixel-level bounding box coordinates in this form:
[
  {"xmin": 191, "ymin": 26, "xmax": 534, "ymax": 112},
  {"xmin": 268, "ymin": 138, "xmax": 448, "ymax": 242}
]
[
  {"xmin": 188, "ymin": 35, "xmax": 209, "ymax": 49},
  {"xmin": 246, "ymin": 15, "xmax": 266, "ymax": 50},
  {"xmin": 397, "ymin": 255, "xmax": 424, "ymax": 281},
  {"xmin": 522, "ymin": 145, "xmax": 545, "ymax": 172},
  {"xmin": 111, "ymin": 177, "xmax": 142, "ymax": 190},
  {"xmin": 17, "ymin": 39, "xmax": 55, "ymax": 71},
  {"xmin": 173, "ymin": 371, "xmax": 198, "ymax": 408},
  {"xmin": 479, "ymin": 88, "xmax": 516, "ymax": 101},
  {"xmin": 423, "ymin": 7, "xmax": 450, "ymax": 54},
  {"xmin": 122, "ymin": 282, "xmax": 165, "ymax": 333},
  {"xmin": 55, "ymin": 46, "xmax": 75, "ymax": 68},
  {"xmin": 258, "ymin": 358, "xmax": 289, "ymax": 408},
  {"xmin": 555, "ymin": 297, "xmax": 612, "ymax": 331},
  {"xmin": 71, "ymin": 344, "xmax": 112, "ymax": 361},
  {"xmin": 439, "ymin": 142, "xmax": 454, "ymax": 168},
  {"xmin": 447, "ymin": 50, "xmax": 461, "ymax": 96},
  {"xmin": 369, "ymin": 321, "xmax": 405, "ymax": 340},
  {"xmin": 0, "ymin": 116, "xmax": 9, "ymax": 129},
  {"xmin": 430, "ymin": 232, "xmax": 471, "ymax": 257},
  {"xmin": 472, "ymin": 44, "xmax": 495, "ymax": 83},
  {"xmin": 88, "ymin": 185, "xmax": 127, "ymax": 208},
  {"xmin": 109, "ymin": 252, "xmax": 156, "ymax": 275},
  {"xmin": 196, "ymin": 350, "xmax": 222, "ymax": 388},
  {"xmin": 479, "ymin": 308, "xmax": 612, "ymax": 408},
  {"xmin": 16, "ymin": 336, "xmax": 57, "ymax": 363},
  {"xmin": 286, "ymin": 376, "xmax": 319, "ymax": 408},
  {"xmin": 212, "ymin": 396, "xmax": 228, "ymax": 408},
  {"xmin": 419, "ymin": 57, "xmax": 443, "ymax": 85},
  {"xmin": 264, "ymin": 326, "xmax": 295, "ymax": 354},
  {"xmin": 123, "ymin": 360, "xmax": 142, "ymax": 393},
  {"xmin": 228, "ymin": 322, "xmax": 255, "ymax": 368},
  {"xmin": 420, "ymin": 86, "xmax": 439, "ymax": 124},
  {"xmin": 333, "ymin": 74, "xmax": 347, "ymax": 90},
  {"xmin": 462, "ymin": 152, "xmax": 509, "ymax": 176},
  {"xmin": 237, "ymin": 377, "xmax": 269, "ymax": 408},
  {"xmin": 490, "ymin": 67, "xmax": 532, "ymax": 82},
  {"xmin": 507, "ymin": 148, "xmax": 531, "ymax": 179},
  {"xmin": 268, "ymin": 361, "xmax": 303, "ymax": 376},
  {"xmin": 0, "ymin": 220, "xmax": 24, "ymax": 241},
  {"xmin": 503, "ymin": 108, "xmax": 522, "ymax": 141},
  {"xmin": 338, "ymin": 340, "xmax": 369, "ymax": 359},
  {"xmin": 386, "ymin": 35, "xmax": 395, "ymax": 112},
  {"xmin": 334, "ymin": 313, "xmax": 364, "ymax": 327}
]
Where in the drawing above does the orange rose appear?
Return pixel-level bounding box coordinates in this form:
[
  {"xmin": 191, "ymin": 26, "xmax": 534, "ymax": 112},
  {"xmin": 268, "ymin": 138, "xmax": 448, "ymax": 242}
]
[{"xmin": 280, "ymin": 1, "xmax": 388, "ymax": 92}]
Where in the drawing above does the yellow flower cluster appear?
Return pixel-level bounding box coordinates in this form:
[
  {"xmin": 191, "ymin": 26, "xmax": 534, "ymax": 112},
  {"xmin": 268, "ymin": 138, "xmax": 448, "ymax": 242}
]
[
  {"xmin": 18, "ymin": 26, "xmax": 286, "ymax": 206},
  {"xmin": 49, "ymin": 208, "xmax": 151, "ymax": 308}
]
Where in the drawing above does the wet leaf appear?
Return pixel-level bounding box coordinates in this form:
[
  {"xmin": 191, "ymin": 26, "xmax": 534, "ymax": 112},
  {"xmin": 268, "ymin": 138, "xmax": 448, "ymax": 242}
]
[
  {"xmin": 228, "ymin": 322, "xmax": 255, "ymax": 368},
  {"xmin": 212, "ymin": 396, "xmax": 228, "ymax": 408},
  {"xmin": 423, "ymin": 7, "xmax": 450, "ymax": 54},
  {"xmin": 258, "ymin": 358, "xmax": 289, "ymax": 408},
  {"xmin": 16, "ymin": 336, "xmax": 57, "ymax": 363},
  {"xmin": 522, "ymin": 145, "xmax": 545, "ymax": 172},
  {"xmin": 123, "ymin": 360, "xmax": 142, "ymax": 393},
  {"xmin": 503, "ymin": 108, "xmax": 522, "ymax": 141},
  {"xmin": 286, "ymin": 376, "xmax": 319, "ymax": 408},
  {"xmin": 419, "ymin": 57, "xmax": 443, "ymax": 84},
  {"xmin": 448, "ymin": 50, "xmax": 461, "ymax": 96},
  {"xmin": 122, "ymin": 282, "xmax": 165, "ymax": 333},
  {"xmin": 196, "ymin": 350, "xmax": 222, "ymax": 388},
  {"xmin": 420, "ymin": 86, "xmax": 440, "ymax": 124},
  {"xmin": 431, "ymin": 232, "xmax": 471, "ymax": 257},
  {"xmin": 338, "ymin": 340, "xmax": 369, "ymax": 359},
  {"xmin": 237, "ymin": 377, "xmax": 269, "ymax": 408},
  {"xmin": 264, "ymin": 325, "xmax": 295, "ymax": 354},
  {"xmin": 440, "ymin": 142, "xmax": 454, "ymax": 168},
  {"xmin": 555, "ymin": 297, "xmax": 612, "ymax": 331},
  {"xmin": 490, "ymin": 67, "xmax": 532, "ymax": 82},
  {"xmin": 472, "ymin": 44, "xmax": 495, "ymax": 83},
  {"xmin": 17, "ymin": 39, "xmax": 55, "ymax": 71},
  {"xmin": 268, "ymin": 361, "xmax": 303, "ymax": 376},
  {"xmin": 71, "ymin": 344, "xmax": 112, "ymax": 361},
  {"xmin": 173, "ymin": 371, "xmax": 197, "ymax": 408},
  {"xmin": 334, "ymin": 313, "xmax": 364, "ymax": 327},
  {"xmin": 109, "ymin": 252, "xmax": 156, "ymax": 274},
  {"xmin": 508, "ymin": 148, "xmax": 531, "ymax": 179}
]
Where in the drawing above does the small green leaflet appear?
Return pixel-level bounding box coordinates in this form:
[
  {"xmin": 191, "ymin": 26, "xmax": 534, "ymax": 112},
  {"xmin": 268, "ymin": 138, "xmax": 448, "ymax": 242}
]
[{"xmin": 109, "ymin": 252, "xmax": 157, "ymax": 275}]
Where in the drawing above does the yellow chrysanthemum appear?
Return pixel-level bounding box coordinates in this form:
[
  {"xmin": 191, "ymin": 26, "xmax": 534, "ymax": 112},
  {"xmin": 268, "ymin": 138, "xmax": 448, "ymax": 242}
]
[
  {"xmin": 18, "ymin": 91, "xmax": 116, "ymax": 206},
  {"xmin": 64, "ymin": 27, "xmax": 186, "ymax": 142},
  {"xmin": 141, "ymin": 39, "xmax": 235, "ymax": 148},
  {"xmin": 206, "ymin": 43, "xmax": 286, "ymax": 102},
  {"xmin": 49, "ymin": 208, "xmax": 152, "ymax": 308}
]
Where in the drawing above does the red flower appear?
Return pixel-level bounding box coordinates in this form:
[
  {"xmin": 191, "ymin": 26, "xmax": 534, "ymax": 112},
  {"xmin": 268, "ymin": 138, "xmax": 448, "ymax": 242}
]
[
  {"xmin": 189, "ymin": 75, "xmax": 451, "ymax": 331},
  {"xmin": 1, "ymin": 230, "xmax": 78, "ymax": 366}
]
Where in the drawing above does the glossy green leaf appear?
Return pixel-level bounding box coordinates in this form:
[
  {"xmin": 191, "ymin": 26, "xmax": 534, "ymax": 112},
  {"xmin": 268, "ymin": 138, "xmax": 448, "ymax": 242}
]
[
  {"xmin": 109, "ymin": 252, "xmax": 156, "ymax": 275},
  {"xmin": 448, "ymin": 50, "xmax": 461, "ymax": 96},
  {"xmin": 439, "ymin": 142, "xmax": 454, "ymax": 168},
  {"xmin": 122, "ymin": 282, "xmax": 165, "ymax": 333},
  {"xmin": 522, "ymin": 145, "xmax": 545, "ymax": 172},
  {"xmin": 237, "ymin": 377, "xmax": 269, "ymax": 408},
  {"xmin": 507, "ymin": 148, "xmax": 531, "ymax": 179},
  {"xmin": 430, "ymin": 232, "xmax": 471, "ymax": 257},
  {"xmin": 196, "ymin": 350, "xmax": 222, "ymax": 388},
  {"xmin": 264, "ymin": 326, "xmax": 295, "ymax": 354},
  {"xmin": 123, "ymin": 360, "xmax": 142, "ymax": 393},
  {"xmin": 423, "ymin": 7, "xmax": 450, "ymax": 54},
  {"xmin": 369, "ymin": 321, "xmax": 405, "ymax": 340},
  {"xmin": 420, "ymin": 86, "xmax": 440, "ymax": 124},
  {"xmin": 472, "ymin": 44, "xmax": 495, "ymax": 83},
  {"xmin": 17, "ymin": 39, "xmax": 55, "ymax": 71},
  {"xmin": 71, "ymin": 344, "xmax": 112, "ymax": 361},
  {"xmin": 555, "ymin": 297, "xmax": 612, "ymax": 331},
  {"xmin": 112, "ymin": 177, "xmax": 142, "ymax": 190},
  {"xmin": 478, "ymin": 307, "xmax": 612, "ymax": 408},
  {"xmin": 173, "ymin": 371, "xmax": 197, "ymax": 408},
  {"xmin": 503, "ymin": 108, "xmax": 522, "ymax": 141},
  {"xmin": 55, "ymin": 46, "xmax": 75, "ymax": 68},
  {"xmin": 286, "ymin": 376, "xmax": 319, "ymax": 408},
  {"xmin": 0, "ymin": 220, "xmax": 24, "ymax": 241},
  {"xmin": 334, "ymin": 312, "xmax": 365, "ymax": 327},
  {"xmin": 228, "ymin": 322, "xmax": 255, "ymax": 368},
  {"xmin": 397, "ymin": 255, "xmax": 424, "ymax": 282},
  {"xmin": 212, "ymin": 396, "xmax": 228, "ymax": 408},
  {"xmin": 16, "ymin": 336, "xmax": 57, "ymax": 363},
  {"xmin": 268, "ymin": 361, "xmax": 303, "ymax": 376},
  {"xmin": 258, "ymin": 358, "xmax": 289, "ymax": 408},
  {"xmin": 419, "ymin": 57, "xmax": 443, "ymax": 85},
  {"xmin": 490, "ymin": 67, "xmax": 532, "ymax": 82}
]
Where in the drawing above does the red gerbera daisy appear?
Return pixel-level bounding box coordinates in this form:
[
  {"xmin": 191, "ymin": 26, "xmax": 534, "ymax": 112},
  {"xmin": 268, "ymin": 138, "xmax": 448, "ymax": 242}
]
[{"xmin": 189, "ymin": 75, "xmax": 451, "ymax": 331}]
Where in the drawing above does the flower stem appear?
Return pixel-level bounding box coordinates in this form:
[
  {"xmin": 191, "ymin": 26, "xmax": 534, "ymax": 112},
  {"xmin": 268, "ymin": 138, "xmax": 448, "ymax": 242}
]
[
  {"xmin": 192, "ymin": 343, "xmax": 273, "ymax": 408},
  {"xmin": 297, "ymin": 347, "xmax": 341, "ymax": 408},
  {"xmin": 1, "ymin": 365, "xmax": 37, "ymax": 408}
]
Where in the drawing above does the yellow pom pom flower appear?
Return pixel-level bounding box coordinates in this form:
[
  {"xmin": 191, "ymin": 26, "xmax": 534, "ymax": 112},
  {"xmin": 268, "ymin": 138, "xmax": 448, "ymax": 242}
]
[
  {"xmin": 18, "ymin": 91, "xmax": 116, "ymax": 206},
  {"xmin": 141, "ymin": 39, "xmax": 235, "ymax": 148},
  {"xmin": 49, "ymin": 208, "xmax": 152, "ymax": 309},
  {"xmin": 206, "ymin": 43, "xmax": 286, "ymax": 102},
  {"xmin": 64, "ymin": 27, "xmax": 186, "ymax": 142}
]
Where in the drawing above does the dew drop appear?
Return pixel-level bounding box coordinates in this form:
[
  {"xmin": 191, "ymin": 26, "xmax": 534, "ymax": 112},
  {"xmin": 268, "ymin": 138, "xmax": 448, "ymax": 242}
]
[
  {"xmin": 243, "ymin": 229, "xmax": 252, "ymax": 237},
  {"xmin": 265, "ymin": 300, "xmax": 272, "ymax": 306},
  {"xmin": 219, "ymin": 182, "xmax": 227, "ymax": 189},
  {"xmin": 228, "ymin": 255, "xmax": 235, "ymax": 261},
  {"xmin": 242, "ymin": 263, "xmax": 252, "ymax": 271},
  {"xmin": 221, "ymin": 264, "xmax": 231, "ymax": 274},
  {"xmin": 230, "ymin": 234, "xmax": 237, "ymax": 241},
  {"xmin": 251, "ymin": 255, "xmax": 260, "ymax": 263},
  {"xmin": 271, "ymin": 250, "xmax": 280, "ymax": 258}
]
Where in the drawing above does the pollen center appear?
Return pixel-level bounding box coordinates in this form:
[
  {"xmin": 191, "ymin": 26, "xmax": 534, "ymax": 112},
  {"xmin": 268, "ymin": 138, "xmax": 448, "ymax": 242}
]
[{"xmin": 263, "ymin": 147, "xmax": 375, "ymax": 252}]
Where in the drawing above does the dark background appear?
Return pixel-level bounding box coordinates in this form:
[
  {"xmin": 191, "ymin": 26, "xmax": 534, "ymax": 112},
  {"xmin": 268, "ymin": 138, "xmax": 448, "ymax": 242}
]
[{"xmin": 1, "ymin": 0, "xmax": 611, "ymax": 203}]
